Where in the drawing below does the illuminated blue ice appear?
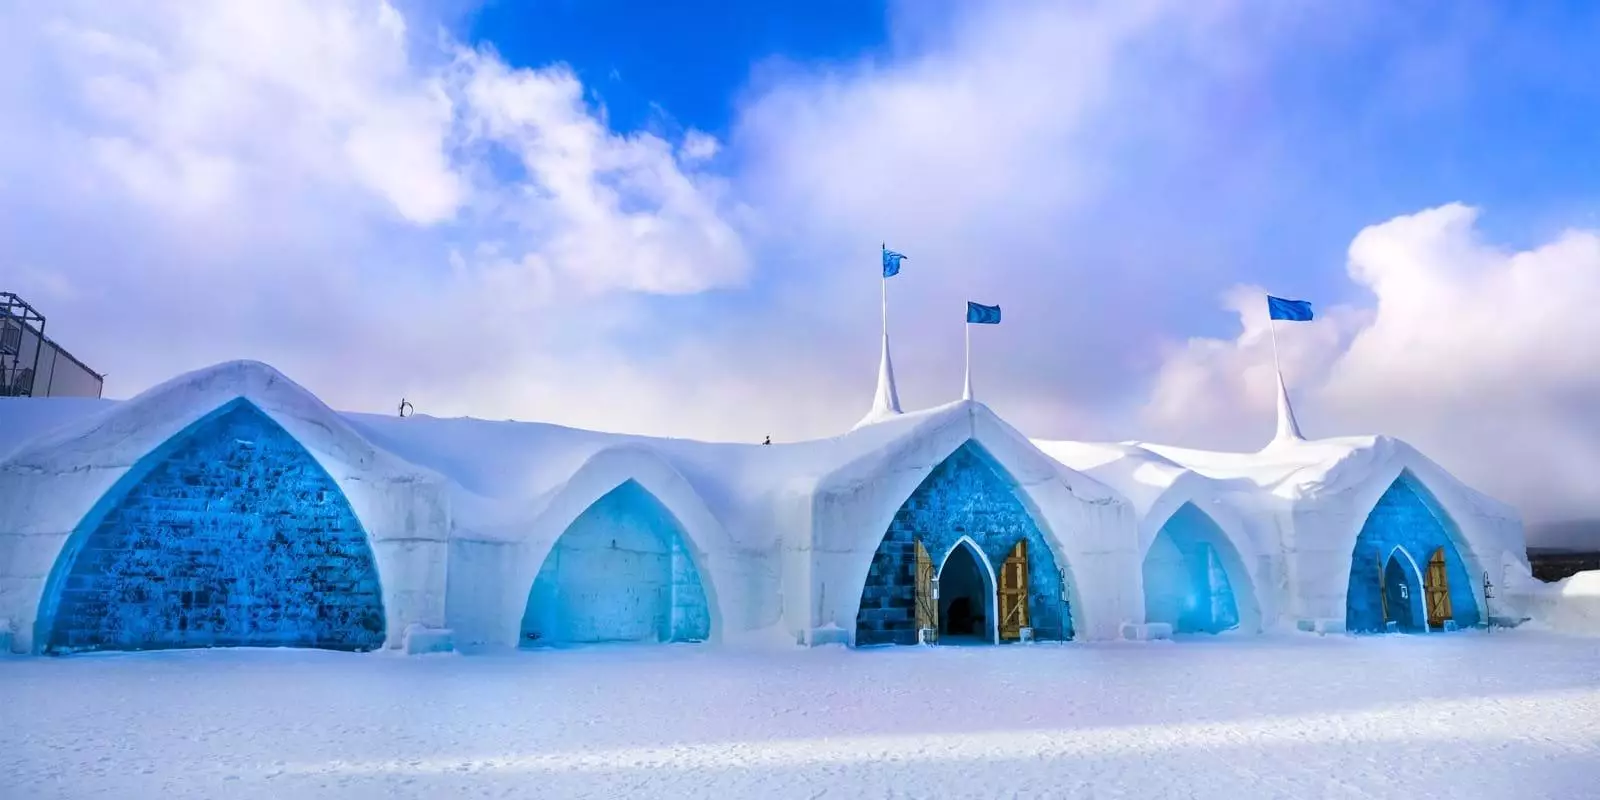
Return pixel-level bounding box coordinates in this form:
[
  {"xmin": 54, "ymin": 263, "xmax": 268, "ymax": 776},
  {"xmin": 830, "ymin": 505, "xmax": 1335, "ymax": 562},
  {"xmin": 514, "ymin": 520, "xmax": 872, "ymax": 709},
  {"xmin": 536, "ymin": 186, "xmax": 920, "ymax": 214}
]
[
  {"xmin": 856, "ymin": 441, "xmax": 1072, "ymax": 646},
  {"xmin": 39, "ymin": 399, "xmax": 387, "ymax": 654},
  {"xmin": 1345, "ymin": 472, "xmax": 1481, "ymax": 633},
  {"xmin": 521, "ymin": 480, "xmax": 710, "ymax": 646},
  {"xmin": 1141, "ymin": 503, "xmax": 1241, "ymax": 634}
]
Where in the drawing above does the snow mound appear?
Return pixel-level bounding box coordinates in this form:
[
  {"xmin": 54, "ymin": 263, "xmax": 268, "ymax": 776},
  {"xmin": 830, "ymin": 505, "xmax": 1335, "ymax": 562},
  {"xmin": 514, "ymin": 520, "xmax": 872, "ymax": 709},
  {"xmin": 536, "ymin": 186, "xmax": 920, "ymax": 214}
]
[{"xmin": 1519, "ymin": 571, "xmax": 1600, "ymax": 637}]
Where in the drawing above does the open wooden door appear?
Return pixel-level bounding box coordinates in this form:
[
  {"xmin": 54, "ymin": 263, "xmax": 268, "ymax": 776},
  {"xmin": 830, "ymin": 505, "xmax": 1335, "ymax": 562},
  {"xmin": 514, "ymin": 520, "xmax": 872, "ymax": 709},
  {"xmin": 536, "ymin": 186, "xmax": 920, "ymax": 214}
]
[
  {"xmin": 998, "ymin": 539, "xmax": 1030, "ymax": 641},
  {"xmin": 1424, "ymin": 546, "xmax": 1453, "ymax": 629},
  {"xmin": 914, "ymin": 539, "xmax": 938, "ymax": 643}
]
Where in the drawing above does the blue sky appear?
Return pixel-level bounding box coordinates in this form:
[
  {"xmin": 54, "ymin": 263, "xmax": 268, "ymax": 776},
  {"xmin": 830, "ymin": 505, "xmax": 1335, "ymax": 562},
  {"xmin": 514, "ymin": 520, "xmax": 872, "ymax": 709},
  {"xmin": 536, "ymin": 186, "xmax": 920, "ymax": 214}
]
[
  {"xmin": 466, "ymin": 0, "xmax": 892, "ymax": 138},
  {"xmin": 460, "ymin": 0, "xmax": 1600, "ymax": 342},
  {"xmin": 6, "ymin": 0, "xmax": 1600, "ymax": 527}
]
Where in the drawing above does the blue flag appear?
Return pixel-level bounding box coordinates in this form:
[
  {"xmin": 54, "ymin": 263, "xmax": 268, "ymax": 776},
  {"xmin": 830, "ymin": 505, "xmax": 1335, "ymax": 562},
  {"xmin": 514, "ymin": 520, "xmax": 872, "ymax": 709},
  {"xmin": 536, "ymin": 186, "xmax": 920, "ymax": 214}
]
[
  {"xmin": 1267, "ymin": 295, "xmax": 1313, "ymax": 322},
  {"xmin": 966, "ymin": 302, "xmax": 1001, "ymax": 324},
  {"xmin": 882, "ymin": 245, "xmax": 907, "ymax": 278}
]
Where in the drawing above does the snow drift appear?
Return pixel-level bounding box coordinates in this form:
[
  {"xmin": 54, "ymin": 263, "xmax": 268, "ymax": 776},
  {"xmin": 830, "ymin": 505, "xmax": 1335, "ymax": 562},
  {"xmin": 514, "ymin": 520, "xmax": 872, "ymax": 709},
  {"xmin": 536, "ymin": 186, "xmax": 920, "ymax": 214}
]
[{"xmin": 1515, "ymin": 569, "xmax": 1600, "ymax": 636}]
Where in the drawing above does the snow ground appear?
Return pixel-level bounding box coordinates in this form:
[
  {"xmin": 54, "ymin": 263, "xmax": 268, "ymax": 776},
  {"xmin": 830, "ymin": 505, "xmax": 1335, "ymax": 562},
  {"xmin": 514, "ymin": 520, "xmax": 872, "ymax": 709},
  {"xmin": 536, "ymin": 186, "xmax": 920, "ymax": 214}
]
[{"xmin": 3, "ymin": 633, "xmax": 1598, "ymax": 800}]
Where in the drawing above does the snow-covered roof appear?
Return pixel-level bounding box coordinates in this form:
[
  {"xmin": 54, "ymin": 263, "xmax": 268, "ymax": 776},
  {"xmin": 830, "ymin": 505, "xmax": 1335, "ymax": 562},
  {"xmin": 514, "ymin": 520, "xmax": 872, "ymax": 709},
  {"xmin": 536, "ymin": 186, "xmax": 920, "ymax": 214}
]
[
  {"xmin": 1037, "ymin": 435, "xmax": 1519, "ymax": 521},
  {"xmin": 0, "ymin": 361, "xmax": 1111, "ymax": 546},
  {"xmin": 1, "ymin": 360, "xmax": 433, "ymax": 482},
  {"xmin": 0, "ymin": 361, "xmax": 451, "ymax": 540},
  {"xmin": 0, "ymin": 360, "xmax": 1521, "ymax": 561}
]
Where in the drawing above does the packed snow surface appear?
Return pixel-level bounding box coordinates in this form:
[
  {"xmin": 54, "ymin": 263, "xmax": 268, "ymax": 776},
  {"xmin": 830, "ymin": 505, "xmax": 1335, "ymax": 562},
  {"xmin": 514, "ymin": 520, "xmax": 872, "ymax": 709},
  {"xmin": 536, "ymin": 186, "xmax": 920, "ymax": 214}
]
[{"xmin": 4, "ymin": 632, "xmax": 1598, "ymax": 799}]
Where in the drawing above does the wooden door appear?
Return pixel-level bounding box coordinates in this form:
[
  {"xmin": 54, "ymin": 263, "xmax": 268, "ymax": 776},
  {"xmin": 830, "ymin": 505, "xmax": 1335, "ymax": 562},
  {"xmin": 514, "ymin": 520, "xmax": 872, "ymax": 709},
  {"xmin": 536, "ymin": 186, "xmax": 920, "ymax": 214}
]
[
  {"xmin": 1424, "ymin": 546, "xmax": 1453, "ymax": 629},
  {"xmin": 999, "ymin": 539, "xmax": 1030, "ymax": 641},
  {"xmin": 914, "ymin": 539, "xmax": 937, "ymax": 643}
]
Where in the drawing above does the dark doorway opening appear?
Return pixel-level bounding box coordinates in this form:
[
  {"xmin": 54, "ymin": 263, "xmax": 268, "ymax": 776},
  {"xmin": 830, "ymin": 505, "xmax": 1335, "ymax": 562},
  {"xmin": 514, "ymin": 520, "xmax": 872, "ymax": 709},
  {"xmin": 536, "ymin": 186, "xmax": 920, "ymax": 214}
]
[
  {"xmin": 938, "ymin": 542, "xmax": 991, "ymax": 644},
  {"xmin": 1383, "ymin": 554, "xmax": 1420, "ymax": 633}
]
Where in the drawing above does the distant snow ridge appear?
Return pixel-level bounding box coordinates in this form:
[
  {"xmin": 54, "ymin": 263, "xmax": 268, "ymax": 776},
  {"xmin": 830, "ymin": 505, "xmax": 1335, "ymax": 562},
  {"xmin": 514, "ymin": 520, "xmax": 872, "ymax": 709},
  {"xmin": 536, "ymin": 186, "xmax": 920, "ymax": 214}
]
[{"xmin": 0, "ymin": 359, "xmax": 1558, "ymax": 656}]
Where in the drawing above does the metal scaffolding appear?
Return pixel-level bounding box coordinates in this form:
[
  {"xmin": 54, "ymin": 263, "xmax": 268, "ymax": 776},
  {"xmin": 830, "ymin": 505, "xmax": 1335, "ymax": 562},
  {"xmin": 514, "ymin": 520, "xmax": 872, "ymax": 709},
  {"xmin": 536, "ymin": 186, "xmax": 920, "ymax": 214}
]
[{"xmin": 0, "ymin": 292, "xmax": 45, "ymax": 397}]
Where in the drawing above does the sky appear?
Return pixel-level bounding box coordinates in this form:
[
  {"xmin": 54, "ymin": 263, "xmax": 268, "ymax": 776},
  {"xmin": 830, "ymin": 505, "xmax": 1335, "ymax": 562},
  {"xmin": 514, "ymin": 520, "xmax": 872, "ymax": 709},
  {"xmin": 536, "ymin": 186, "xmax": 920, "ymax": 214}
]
[{"xmin": 4, "ymin": 0, "xmax": 1600, "ymax": 533}]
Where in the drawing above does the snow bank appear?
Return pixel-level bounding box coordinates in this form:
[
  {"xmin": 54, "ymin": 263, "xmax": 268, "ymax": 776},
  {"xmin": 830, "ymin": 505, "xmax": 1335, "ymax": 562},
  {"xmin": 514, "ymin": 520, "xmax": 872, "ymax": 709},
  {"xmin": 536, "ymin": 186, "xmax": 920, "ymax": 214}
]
[{"xmin": 1517, "ymin": 571, "xmax": 1600, "ymax": 636}]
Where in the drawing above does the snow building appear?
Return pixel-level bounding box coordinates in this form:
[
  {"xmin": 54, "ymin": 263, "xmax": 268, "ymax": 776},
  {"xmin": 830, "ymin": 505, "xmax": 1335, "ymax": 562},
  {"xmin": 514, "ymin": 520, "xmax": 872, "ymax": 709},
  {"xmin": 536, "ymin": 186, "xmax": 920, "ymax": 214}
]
[{"xmin": 0, "ymin": 360, "xmax": 1533, "ymax": 655}]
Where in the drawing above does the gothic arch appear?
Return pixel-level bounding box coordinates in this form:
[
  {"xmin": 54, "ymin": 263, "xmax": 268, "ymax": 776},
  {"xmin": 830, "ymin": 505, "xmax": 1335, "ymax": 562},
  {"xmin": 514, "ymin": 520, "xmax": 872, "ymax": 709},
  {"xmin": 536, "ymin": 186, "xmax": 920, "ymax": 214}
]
[
  {"xmin": 1343, "ymin": 469, "xmax": 1481, "ymax": 632},
  {"xmin": 35, "ymin": 398, "xmax": 387, "ymax": 654},
  {"xmin": 520, "ymin": 479, "xmax": 712, "ymax": 646},
  {"xmin": 511, "ymin": 445, "xmax": 727, "ymax": 645},
  {"xmin": 1140, "ymin": 500, "xmax": 1262, "ymax": 634},
  {"xmin": 852, "ymin": 439, "xmax": 1076, "ymax": 646},
  {"xmin": 936, "ymin": 535, "xmax": 1001, "ymax": 644}
]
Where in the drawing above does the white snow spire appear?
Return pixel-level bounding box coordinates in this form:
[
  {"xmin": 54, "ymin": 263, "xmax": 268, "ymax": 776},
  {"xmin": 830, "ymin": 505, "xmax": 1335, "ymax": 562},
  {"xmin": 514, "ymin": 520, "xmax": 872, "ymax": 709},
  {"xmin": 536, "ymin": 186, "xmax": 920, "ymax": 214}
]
[
  {"xmin": 1264, "ymin": 295, "xmax": 1308, "ymax": 447},
  {"xmin": 855, "ymin": 272, "xmax": 902, "ymax": 428},
  {"xmin": 1272, "ymin": 368, "xmax": 1305, "ymax": 444},
  {"xmin": 870, "ymin": 318, "xmax": 903, "ymax": 415}
]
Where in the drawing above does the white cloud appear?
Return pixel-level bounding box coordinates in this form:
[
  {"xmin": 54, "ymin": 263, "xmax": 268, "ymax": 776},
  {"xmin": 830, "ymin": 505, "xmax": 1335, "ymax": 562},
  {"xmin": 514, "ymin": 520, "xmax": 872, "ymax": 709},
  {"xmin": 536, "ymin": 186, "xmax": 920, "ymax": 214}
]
[
  {"xmin": 1142, "ymin": 203, "xmax": 1600, "ymax": 523},
  {"xmin": 720, "ymin": 0, "xmax": 1302, "ymax": 429},
  {"xmin": 5, "ymin": 0, "xmax": 1595, "ymax": 532},
  {"xmin": 34, "ymin": 0, "xmax": 465, "ymax": 225},
  {"xmin": 0, "ymin": 0, "xmax": 751, "ymax": 413},
  {"xmin": 679, "ymin": 130, "xmax": 720, "ymax": 163},
  {"xmin": 458, "ymin": 52, "xmax": 748, "ymax": 295}
]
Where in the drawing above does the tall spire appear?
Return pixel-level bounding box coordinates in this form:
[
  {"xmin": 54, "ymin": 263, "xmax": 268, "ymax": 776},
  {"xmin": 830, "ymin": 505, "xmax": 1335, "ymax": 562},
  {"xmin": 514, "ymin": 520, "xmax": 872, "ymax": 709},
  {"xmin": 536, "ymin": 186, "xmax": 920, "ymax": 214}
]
[
  {"xmin": 855, "ymin": 276, "xmax": 902, "ymax": 428},
  {"xmin": 1272, "ymin": 368, "xmax": 1305, "ymax": 444},
  {"xmin": 872, "ymin": 325, "xmax": 903, "ymax": 414},
  {"xmin": 1263, "ymin": 294, "xmax": 1313, "ymax": 448}
]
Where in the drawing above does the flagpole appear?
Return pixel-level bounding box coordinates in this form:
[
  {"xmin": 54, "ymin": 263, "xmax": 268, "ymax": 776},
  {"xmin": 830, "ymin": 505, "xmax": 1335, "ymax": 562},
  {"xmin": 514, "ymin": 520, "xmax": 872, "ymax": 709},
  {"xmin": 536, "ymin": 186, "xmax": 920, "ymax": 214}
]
[
  {"xmin": 880, "ymin": 242, "xmax": 889, "ymax": 340},
  {"xmin": 881, "ymin": 276, "xmax": 888, "ymax": 340},
  {"xmin": 963, "ymin": 321, "xmax": 973, "ymax": 401},
  {"xmin": 1268, "ymin": 316, "xmax": 1283, "ymax": 379},
  {"xmin": 1265, "ymin": 297, "xmax": 1307, "ymax": 444}
]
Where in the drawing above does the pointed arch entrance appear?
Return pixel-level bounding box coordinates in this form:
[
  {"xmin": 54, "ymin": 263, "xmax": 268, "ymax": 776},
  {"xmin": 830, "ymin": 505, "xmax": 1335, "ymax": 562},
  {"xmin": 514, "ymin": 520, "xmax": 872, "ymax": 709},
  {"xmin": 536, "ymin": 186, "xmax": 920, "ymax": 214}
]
[
  {"xmin": 1141, "ymin": 503, "xmax": 1249, "ymax": 635},
  {"xmin": 1380, "ymin": 547, "xmax": 1426, "ymax": 632},
  {"xmin": 854, "ymin": 441, "xmax": 1072, "ymax": 646},
  {"xmin": 37, "ymin": 399, "xmax": 387, "ymax": 655},
  {"xmin": 1345, "ymin": 472, "xmax": 1480, "ymax": 633},
  {"xmin": 935, "ymin": 537, "xmax": 999, "ymax": 644},
  {"xmin": 521, "ymin": 480, "xmax": 711, "ymax": 646}
]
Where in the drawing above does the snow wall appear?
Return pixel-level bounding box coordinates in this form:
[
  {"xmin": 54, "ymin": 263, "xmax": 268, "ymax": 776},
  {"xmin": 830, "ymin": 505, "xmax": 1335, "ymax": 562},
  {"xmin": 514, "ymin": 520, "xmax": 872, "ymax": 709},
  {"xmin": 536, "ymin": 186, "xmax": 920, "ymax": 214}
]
[
  {"xmin": 1039, "ymin": 435, "xmax": 1528, "ymax": 635},
  {"xmin": 0, "ymin": 359, "xmax": 1538, "ymax": 654},
  {"xmin": 804, "ymin": 405, "xmax": 1136, "ymax": 645},
  {"xmin": 0, "ymin": 362, "xmax": 451, "ymax": 653},
  {"xmin": 442, "ymin": 442, "xmax": 771, "ymax": 649}
]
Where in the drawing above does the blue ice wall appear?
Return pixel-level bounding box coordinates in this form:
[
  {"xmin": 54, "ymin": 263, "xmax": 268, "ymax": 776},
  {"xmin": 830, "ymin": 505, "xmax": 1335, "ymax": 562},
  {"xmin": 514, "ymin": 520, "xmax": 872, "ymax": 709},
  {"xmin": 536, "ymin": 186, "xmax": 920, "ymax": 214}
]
[
  {"xmin": 855, "ymin": 441, "xmax": 1071, "ymax": 646},
  {"xmin": 42, "ymin": 399, "xmax": 386, "ymax": 654},
  {"xmin": 1142, "ymin": 503, "xmax": 1241, "ymax": 634},
  {"xmin": 521, "ymin": 480, "xmax": 710, "ymax": 646},
  {"xmin": 1345, "ymin": 473, "xmax": 1481, "ymax": 633}
]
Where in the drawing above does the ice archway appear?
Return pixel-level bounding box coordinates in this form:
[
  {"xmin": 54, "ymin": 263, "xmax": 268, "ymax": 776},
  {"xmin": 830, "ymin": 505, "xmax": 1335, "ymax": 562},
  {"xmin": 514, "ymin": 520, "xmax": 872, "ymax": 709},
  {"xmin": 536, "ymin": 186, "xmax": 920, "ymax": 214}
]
[
  {"xmin": 521, "ymin": 479, "xmax": 711, "ymax": 646},
  {"xmin": 37, "ymin": 399, "xmax": 386, "ymax": 654},
  {"xmin": 854, "ymin": 441, "xmax": 1072, "ymax": 646}
]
